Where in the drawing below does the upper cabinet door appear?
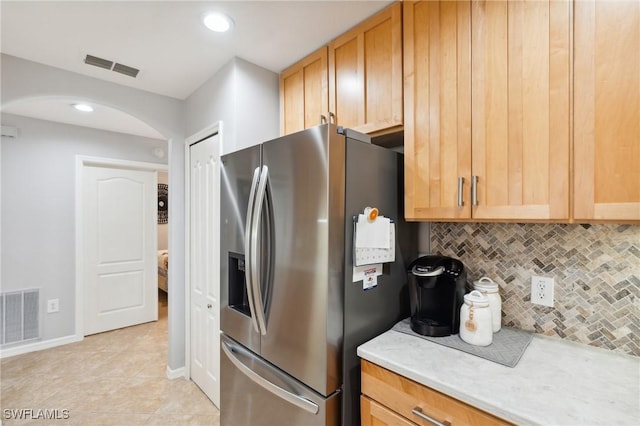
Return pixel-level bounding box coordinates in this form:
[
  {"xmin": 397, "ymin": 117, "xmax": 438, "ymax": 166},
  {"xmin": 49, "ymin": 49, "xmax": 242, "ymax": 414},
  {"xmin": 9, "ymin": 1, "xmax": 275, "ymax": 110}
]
[
  {"xmin": 279, "ymin": 47, "xmax": 329, "ymax": 136},
  {"xmin": 328, "ymin": 2, "xmax": 403, "ymax": 135},
  {"xmin": 471, "ymin": 0, "xmax": 571, "ymax": 220},
  {"xmin": 574, "ymin": 0, "xmax": 640, "ymax": 222},
  {"xmin": 404, "ymin": 0, "xmax": 472, "ymax": 220}
]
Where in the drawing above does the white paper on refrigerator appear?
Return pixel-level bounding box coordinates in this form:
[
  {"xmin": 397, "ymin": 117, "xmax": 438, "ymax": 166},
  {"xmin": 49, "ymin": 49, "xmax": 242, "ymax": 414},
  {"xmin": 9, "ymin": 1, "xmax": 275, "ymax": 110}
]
[{"xmin": 355, "ymin": 214, "xmax": 390, "ymax": 249}]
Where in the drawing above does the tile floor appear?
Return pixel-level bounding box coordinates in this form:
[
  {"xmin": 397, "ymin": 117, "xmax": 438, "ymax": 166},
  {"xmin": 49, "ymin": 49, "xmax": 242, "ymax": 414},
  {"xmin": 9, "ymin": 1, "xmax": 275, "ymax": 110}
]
[{"xmin": 0, "ymin": 291, "xmax": 220, "ymax": 425}]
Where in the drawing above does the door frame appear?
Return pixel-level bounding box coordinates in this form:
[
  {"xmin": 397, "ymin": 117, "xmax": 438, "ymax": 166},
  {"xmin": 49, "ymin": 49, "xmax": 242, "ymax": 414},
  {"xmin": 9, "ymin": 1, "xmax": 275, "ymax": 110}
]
[
  {"xmin": 74, "ymin": 155, "xmax": 168, "ymax": 340},
  {"xmin": 184, "ymin": 121, "xmax": 223, "ymax": 383}
]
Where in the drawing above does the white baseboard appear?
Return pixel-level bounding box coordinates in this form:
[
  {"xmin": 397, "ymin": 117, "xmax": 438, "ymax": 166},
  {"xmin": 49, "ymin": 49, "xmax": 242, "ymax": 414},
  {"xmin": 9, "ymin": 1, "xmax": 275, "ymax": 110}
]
[
  {"xmin": 0, "ymin": 334, "xmax": 83, "ymax": 359},
  {"xmin": 166, "ymin": 365, "xmax": 186, "ymax": 380}
]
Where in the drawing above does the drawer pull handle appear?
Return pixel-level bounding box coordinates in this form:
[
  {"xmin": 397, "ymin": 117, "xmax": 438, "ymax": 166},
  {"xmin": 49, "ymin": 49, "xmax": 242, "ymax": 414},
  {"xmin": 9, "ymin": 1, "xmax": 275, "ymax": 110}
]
[{"xmin": 412, "ymin": 407, "xmax": 451, "ymax": 426}]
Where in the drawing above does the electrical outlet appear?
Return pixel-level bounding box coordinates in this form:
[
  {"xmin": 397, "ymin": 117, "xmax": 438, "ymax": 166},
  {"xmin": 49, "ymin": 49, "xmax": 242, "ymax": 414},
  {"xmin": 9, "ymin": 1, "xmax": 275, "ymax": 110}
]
[
  {"xmin": 531, "ymin": 276, "xmax": 554, "ymax": 307},
  {"xmin": 47, "ymin": 298, "xmax": 60, "ymax": 313}
]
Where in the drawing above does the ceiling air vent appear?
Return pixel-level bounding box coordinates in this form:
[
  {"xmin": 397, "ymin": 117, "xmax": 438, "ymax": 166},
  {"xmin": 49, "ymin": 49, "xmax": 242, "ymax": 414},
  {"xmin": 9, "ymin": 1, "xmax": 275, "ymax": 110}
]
[
  {"xmin": 112, "ymin": 63, "xmax": 140, "ymax": 78},
  {"xmin": 84, "ymin": 54, "xmax": 113, "ymax": 70},
  {"xmin": 83, "ymin": 54, "xmax": 140, "ymax": 79}
]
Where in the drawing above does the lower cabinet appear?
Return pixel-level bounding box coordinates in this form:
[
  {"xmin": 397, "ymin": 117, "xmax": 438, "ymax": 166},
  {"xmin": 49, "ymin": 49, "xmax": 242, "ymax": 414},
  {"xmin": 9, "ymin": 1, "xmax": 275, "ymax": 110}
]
[
  {"xmin": 361, "ymin": 360, "xmax": 512, "ymax": 426},
  {"xmin": 362, "ymin": 396, "xmax": 416, "ymax": 426}
]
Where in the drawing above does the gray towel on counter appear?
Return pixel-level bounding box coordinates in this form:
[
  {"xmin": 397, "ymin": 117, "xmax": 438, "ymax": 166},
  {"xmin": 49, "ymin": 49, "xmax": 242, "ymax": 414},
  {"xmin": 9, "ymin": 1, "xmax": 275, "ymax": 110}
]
[{"xmin": 392, "ymin": 318, "xmax": 533, "ymax": 368}]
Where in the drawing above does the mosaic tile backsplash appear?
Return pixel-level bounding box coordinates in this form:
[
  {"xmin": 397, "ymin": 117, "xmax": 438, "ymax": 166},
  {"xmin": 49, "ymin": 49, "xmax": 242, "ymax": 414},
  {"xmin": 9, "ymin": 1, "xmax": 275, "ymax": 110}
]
[{"xmin": 430, "ymin": 223, "xmax": 640, "ymax": 357}]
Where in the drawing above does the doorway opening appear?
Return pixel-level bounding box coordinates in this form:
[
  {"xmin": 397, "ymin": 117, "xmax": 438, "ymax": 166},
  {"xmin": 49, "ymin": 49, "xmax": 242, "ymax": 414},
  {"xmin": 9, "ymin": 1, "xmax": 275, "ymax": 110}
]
[{"xmin": 78, "ymin": 158, "xmax": 164, "ymax": 336}]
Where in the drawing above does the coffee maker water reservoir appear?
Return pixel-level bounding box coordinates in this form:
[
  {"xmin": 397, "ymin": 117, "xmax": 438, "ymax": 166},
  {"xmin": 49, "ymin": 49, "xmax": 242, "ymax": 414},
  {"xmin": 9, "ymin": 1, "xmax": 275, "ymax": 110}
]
[{"xmin": 407, "ymin": 255, "xmax": 467, "ymax": 337}]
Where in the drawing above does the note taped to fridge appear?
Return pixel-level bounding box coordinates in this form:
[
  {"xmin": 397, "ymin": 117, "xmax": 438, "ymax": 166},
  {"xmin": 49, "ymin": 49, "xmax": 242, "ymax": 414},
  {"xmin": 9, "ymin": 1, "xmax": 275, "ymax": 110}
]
[{"xmin": 354, "ymin": 215, "xmax": 395, "ymax": 266}]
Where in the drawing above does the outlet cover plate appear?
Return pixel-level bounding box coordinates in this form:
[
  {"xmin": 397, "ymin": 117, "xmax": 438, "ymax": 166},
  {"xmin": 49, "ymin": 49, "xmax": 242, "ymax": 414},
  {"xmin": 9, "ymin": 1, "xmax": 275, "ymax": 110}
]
[
  {"xmin": 531, "ymin": 276, "xmax": 554, "ymax": 307},
  {"xmin": 47, "ymin": 298, "xmax": 60, "ymax": 313}
]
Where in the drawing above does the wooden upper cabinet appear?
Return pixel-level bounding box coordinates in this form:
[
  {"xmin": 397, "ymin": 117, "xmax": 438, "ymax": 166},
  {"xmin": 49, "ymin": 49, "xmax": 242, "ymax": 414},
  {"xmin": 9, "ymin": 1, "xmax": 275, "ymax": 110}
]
[
  {"xmin": 405, "ymin": 0, "xmax": 570, "ymax": 222},
  {"xmin": 404, "ymin": 0, "xmax": 472, "ymax": 220},
  {"xmin": 279, "ymin": 46, "xmax": 329, "ymax": 135},
  {"xmin": 329, "ymin": 2, "xmax": 403, "ymax": 135},
  {"xmin": 574, "ymin": 0, "xmax": 640, "ymax": 222},
  {"xmin": 471, "ymin": 0, "xmax": 571, "ymax": 221}
]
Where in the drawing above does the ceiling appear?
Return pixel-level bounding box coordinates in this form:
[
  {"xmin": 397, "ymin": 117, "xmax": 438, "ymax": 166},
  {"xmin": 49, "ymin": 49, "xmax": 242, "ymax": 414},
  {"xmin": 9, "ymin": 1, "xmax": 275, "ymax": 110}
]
[{"xmin": 1, "ymin": 0, "xmax": 392, "ymax": 139}]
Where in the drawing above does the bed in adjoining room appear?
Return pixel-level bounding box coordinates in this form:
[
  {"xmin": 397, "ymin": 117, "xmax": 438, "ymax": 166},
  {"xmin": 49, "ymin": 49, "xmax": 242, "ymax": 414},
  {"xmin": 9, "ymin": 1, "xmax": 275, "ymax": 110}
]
[{"xmin": 158, "ymin": 249, "xmax": 168, "ymax": 292}]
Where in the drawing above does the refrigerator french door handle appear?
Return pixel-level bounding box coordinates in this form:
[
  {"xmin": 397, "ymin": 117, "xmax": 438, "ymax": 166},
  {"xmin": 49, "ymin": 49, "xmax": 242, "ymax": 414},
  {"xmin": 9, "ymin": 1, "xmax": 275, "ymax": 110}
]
[
  {"xmin": 250, "ymin": 165, "xmax": 269, "ymax": 335},
  {"xmin": 244, "ymin": 167, "xmax": 261, "ymax": 334},
  {"xmin": 221, "ymin": 337, "xmax": 320, "ymax": 415}
]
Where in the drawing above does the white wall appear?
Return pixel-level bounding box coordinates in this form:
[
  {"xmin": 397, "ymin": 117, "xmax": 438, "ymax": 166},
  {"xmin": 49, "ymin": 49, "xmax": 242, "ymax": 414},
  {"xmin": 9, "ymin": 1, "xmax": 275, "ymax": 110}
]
[
  {"xmin": 1, "ymin": 53, "xmax": 280, "ymax": 371},
  {"xmin": 185, "ymin": 59, "xmax": 237, "ymax": 147},
  {"xmin": 233, "ymin": 58, "xmax": 281, "ymax": 151},
  {"xmin": 1, "ymin": 54, "xmax": 187, "ymax": 369},
  {"xmin": 1, "ymin": 113, "xmax": 167, "ymax": 342},
  {"xmin": 185, "ymin": 57, "xmax": 279, "ymax": 153}
]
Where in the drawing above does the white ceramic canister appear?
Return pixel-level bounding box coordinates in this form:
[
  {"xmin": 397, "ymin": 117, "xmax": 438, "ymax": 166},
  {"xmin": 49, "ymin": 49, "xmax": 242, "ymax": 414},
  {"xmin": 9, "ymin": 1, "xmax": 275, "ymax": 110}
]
[
  {"xmin": 473, "ymin": 277, "xmax": 502, "ymax": 332},
  {"xmin": 459, "ymin": 290, "xmax": 493, "ymax": 346}
]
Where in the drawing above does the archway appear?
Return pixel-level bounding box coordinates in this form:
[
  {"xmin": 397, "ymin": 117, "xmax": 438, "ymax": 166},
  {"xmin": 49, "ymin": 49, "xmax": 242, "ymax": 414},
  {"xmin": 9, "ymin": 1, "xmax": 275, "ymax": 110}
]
[{"xmin": 1, "ymin": 94, "xmax": 183, "ymax": 375}]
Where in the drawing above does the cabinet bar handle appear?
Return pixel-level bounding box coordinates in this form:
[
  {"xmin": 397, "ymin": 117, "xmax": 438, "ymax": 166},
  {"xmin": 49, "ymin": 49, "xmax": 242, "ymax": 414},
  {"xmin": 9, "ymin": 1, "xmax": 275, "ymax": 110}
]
[
  {"xmin": 328, "ymin": 111, "xmax": 336, "ymax": 124},
  {"xmin": 472, "ymin": 175, "xmax": 478, "ymax": 206},
  {"xmin": 457, "ymin": 177, "xmax": 465, "ymax": 207},
  {"xmin": 411, "ymin": 407, "xmax": 451, "ymax": 426},
  {"xmin": 319, "ymin": 114, "xmax": 327, "ymax": 125}
]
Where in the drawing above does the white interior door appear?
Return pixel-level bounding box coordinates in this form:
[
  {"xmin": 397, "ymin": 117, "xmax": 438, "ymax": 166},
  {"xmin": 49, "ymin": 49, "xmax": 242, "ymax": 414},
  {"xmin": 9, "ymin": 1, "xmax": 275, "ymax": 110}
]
[
  {"xmin": 189, "ymin": 134, "xmax": 221, "ymax": 407},
  {"xmin": 83, "ymin": 165, "xmax": 158, "ymax": 335}
]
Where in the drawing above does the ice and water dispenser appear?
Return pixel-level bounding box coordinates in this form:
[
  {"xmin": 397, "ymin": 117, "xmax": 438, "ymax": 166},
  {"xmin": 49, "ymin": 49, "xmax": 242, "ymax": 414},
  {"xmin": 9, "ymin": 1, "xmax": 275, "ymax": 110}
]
[{"xmin": 228, "ymin": 252, "xmax": 251, "ymax": 317}]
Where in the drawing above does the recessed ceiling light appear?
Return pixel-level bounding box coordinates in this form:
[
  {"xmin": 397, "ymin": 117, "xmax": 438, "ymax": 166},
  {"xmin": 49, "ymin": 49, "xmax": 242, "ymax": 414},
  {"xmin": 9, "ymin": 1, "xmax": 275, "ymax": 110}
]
[
  {"xmin": 203, "ymin": 12, "xmax": 233, "ymax": 33},
  {"xmin": 73, "ymin": 103, "xmax": 94, "ymax": 112}
]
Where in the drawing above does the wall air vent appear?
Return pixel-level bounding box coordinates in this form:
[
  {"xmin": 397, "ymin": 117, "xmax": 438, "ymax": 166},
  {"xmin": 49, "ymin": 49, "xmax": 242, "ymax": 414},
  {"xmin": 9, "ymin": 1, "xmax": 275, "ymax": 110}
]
[
  {"xmin": 112, "ymin": 63, "xmax": 140, "ymax": 78},
  {"xmin": 0, "ymin": 289, "xmax": 40, "ymax": 346},
  {"xmin": 83, "ymin": 54, "xmax": 140, "ymax": 79},
  {"xmin": 84, "ymin": 54, "xmax": 113, "ymax": 70}
]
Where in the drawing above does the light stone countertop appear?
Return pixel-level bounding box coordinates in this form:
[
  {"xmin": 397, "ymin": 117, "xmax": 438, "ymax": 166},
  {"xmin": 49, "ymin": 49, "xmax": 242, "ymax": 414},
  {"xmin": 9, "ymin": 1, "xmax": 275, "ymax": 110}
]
[{"xmin": 357, "ymin": 329, "xmax": 640, "ymax": 426}]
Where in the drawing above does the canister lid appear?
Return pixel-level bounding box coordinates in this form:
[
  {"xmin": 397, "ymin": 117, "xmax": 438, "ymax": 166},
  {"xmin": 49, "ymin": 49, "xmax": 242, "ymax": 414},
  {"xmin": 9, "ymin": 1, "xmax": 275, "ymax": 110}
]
[
  {"xmin": 464, "ymin": 290, "xmax": 489, "ymax": 306},
  {"xmin": 473, "ymin": 276, "xmax": 498, "ymax": 291}
]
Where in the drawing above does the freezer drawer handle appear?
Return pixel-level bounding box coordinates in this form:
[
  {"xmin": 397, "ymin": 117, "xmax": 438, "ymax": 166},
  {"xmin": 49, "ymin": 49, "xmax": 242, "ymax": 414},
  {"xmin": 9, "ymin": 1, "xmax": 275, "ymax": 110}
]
[
  {"xmin": 412, "ymin": 407, "xmax": 451, "ymax": 426},
  {"xmin": 222, "ymin": 339, "xmax": 319, "ymax": 415}
]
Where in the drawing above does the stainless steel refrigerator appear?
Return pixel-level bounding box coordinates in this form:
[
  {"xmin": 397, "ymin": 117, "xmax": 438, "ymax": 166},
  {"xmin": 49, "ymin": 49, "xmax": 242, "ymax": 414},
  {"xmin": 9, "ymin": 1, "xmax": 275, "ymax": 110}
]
[{"xmin": 220, "ymin": 124, "xmax": 416, "ymax": 426}]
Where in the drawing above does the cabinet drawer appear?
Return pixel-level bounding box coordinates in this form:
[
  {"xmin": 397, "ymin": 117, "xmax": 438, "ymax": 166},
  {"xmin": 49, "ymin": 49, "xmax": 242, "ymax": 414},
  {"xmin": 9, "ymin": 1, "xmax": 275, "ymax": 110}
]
[
  {"xmin": 362, "ymin": 396, "xmax": 417, "ymax": 426},
  {"xmin": 361, "ymin": 360, "xmax": 512, "ymax": 426}
]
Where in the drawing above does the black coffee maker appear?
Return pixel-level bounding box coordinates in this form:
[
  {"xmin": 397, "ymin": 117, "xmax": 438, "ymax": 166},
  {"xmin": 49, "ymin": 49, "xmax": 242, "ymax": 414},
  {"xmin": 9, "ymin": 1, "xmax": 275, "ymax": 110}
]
[{"xmin": 407, "ymin": 255, "xmax": 467, "ymax": 337}]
